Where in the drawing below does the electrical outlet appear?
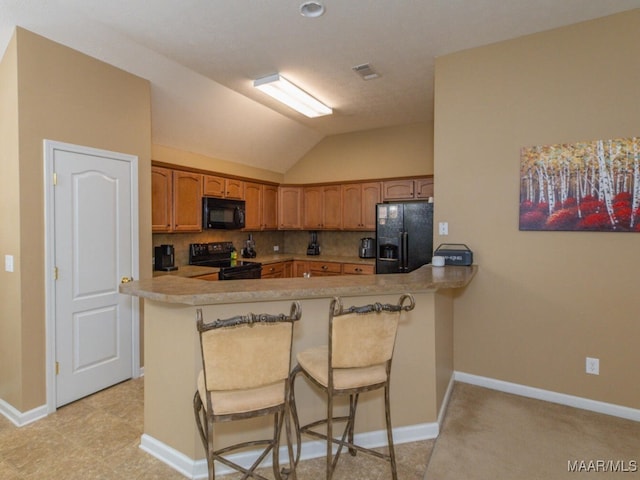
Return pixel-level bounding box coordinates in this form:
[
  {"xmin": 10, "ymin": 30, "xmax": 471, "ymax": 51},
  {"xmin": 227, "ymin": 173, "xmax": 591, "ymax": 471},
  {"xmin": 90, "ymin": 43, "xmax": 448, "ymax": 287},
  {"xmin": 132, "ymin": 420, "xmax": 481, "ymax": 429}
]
[
  {"xmin": 438, "ymin": 222, "xmax": 449, "ymax": 235},
  {"xmin": 586, "ymin": 357, "xmax": 599, "ymax": 375},
  {"xmin": 273, "ymin": 245, "xmax": 279, "ymax": 252}
]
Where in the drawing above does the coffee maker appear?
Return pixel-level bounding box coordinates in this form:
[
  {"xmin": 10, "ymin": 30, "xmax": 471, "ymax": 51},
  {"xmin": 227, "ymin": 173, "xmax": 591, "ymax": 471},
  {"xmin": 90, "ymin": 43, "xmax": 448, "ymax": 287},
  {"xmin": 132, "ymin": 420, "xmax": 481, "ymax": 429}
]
[
  {"xmin": 154, "ymin": 244, "xmax": 178, "ymax": 271},
  {"xmin": 359, "ymin": 237, "xmax": 375, "ymax": 258},
  {"xmin": 307, "ymin": 231, "xmax": 320, "ymax": 256}
]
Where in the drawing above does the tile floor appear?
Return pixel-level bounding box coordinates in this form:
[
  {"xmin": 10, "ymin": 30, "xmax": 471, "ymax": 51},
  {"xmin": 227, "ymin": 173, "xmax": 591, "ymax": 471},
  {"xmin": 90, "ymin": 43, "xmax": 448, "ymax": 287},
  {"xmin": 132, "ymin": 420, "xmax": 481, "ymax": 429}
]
[{"xmin": 0, "ymin": 378, "xmax": 433, "ymax": 479}]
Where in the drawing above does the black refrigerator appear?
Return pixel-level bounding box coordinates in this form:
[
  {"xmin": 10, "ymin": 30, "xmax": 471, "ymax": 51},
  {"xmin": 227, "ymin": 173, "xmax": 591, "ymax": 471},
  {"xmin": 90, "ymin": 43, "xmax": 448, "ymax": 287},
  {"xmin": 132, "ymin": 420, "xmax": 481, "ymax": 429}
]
[{"xmin": 375, "ymin": 202, "xmax": 434, "ymax": 274}]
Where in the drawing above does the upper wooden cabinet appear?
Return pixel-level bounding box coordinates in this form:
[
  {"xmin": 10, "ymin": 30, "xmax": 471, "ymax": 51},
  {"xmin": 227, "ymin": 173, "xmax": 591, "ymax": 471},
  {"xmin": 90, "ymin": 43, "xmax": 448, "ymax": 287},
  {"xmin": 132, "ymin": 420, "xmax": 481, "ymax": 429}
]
[
  {"xmin": 342, "ymin": 182, "xmax": 381, "ymax": 230},
  {"xmin": 303, "ymin": 185, "xmax": 342, "ymax": 230},
  {"xmin": 153, "ymin": 164, "xmax": 433, "ymax": 234},
  {"xmin": 415, "ymin": 177, "xmax": 434, "ymax": 200},
  {"xmin": 383, "ymin": 177, "xmax": 434, "ymax": 201},
  {"xmin": 151, "ymin": 166, "xmax": 173, "ymax": 232},
  {"xmin": 262, "ymin": 184, "xmax": 278, "ymax": 230},
  {"xmin": 152, "ymin": 167, "xmax": 202, "ymax": 233},
  {"xmin": 244, "ymin": 182, "xmax": 278, "ymax": 230},
  {"xmin": 278, "ymin": 186, "xmax": 303, "ymax": 230},
  {"xmin": 203, "ymin": 175, "xmax": 244, "ymax": 199},
  {"xmin": 172, "ymin": 171, "xmax": 203, "ymax": 232}
]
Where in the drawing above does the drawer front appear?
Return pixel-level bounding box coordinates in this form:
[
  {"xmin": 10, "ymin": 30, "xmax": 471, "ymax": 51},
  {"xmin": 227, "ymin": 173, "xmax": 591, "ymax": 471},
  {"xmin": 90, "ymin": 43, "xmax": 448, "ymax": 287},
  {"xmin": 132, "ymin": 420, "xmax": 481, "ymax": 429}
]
[
  {"xmin": 262, "ymin": 262, "xmax": 286, "ymax": 278},
  {"xmin": 308, "ymin": 261, "xmax": 342, "ymax": 275},
  {"xmin": 342, "ymin": 263, "xmax": 375, "ymax": 275}
]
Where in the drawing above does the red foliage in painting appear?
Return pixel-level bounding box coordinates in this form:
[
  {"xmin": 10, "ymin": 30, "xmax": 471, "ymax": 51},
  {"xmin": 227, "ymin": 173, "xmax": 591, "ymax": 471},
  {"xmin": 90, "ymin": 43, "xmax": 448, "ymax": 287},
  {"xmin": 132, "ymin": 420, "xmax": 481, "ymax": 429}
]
[
  {"xmin": 520, "ymin": 200, "xmax": 535, "ymax": 213},
  {"xmin": 613, "ymin": 206, "xmax": 633, "ymax": 230},
  {"xmin": 608, "ymin": 193, "xmax": 634, "ymax": 230},
  {"xmin": 577, "ymin": 212, "xmax": 611, "ymax": 230},
  {"xmin": 562, "ymin": 198, "xmax": 577, "ymax": 208},
  {"xmin": 520, "ymin": 210, "xmax": 547, "ymax": 230},
  {"xmin": 580, "ymin": 199, "xmax": 605, "ymax": 216},
  {"xmin": 545, "ymin": 208, "xmax": 578, "ymax": 230},
  {"xmin": 536, "ymin": 202, "xmax": 549, "ymax": 213},
  {"xmin": 613, "ymin": 192, "xmax": 632, "ymax": 204}
]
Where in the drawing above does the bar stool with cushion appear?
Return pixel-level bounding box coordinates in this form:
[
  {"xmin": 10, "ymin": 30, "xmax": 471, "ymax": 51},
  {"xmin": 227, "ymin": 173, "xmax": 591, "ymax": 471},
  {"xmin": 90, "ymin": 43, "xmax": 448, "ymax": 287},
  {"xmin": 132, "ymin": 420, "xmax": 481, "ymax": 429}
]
[
  {"xmin": 289, "ymin": 294, "xmax": 415, "ymax": 480},
  {"xmin": 193, "ymin": 302, "xmax": 301, "ymax": 480}
]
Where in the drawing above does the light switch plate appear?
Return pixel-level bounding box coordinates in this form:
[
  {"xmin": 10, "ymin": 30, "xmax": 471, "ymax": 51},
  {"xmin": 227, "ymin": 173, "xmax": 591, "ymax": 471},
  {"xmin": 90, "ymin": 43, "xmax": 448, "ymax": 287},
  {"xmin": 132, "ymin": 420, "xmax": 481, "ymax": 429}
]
[
  {"xmin": 438, "ymin": 222, "xmax": 449, "ymax": 235},
  {"xmin": 5, "ymin": 254, "xmax": 14, "ymax": 272}
]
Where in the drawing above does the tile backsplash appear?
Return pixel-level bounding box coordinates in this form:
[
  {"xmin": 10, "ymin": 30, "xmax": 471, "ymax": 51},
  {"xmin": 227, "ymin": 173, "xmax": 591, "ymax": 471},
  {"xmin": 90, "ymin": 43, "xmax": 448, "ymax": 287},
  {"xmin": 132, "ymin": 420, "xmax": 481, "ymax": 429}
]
[
  {"xmin": 152, "ymin": 230, "xmax": 374, "ymax": 266},
  {"xmin": 282, "ymin": 231, "xmax": 373, "ymax": 257}
]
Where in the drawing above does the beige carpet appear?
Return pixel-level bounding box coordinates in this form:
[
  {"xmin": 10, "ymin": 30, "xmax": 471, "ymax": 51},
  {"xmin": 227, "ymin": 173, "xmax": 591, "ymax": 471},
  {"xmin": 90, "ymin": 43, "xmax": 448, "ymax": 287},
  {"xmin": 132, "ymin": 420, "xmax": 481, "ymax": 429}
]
[{"xmin": 425, "ymin": 382, "xmax": 640, "ymax": 480}]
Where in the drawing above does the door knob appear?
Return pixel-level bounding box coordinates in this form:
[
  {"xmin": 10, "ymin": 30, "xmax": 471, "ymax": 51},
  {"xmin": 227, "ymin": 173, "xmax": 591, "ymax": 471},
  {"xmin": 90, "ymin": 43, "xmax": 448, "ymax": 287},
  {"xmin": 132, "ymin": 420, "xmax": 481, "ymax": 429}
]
[{"xmin": 121, "ymin": 276, "xmax": 134, "ymax": 284}]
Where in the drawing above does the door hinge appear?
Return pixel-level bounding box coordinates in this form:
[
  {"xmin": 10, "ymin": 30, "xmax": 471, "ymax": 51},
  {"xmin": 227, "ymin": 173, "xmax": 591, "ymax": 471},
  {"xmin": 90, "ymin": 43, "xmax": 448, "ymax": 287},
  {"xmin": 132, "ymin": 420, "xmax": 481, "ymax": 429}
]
[
  {"xmin": 55, "ymin": 361, "xmax": 60, "ymax": 375},
  {"xmin": 53, "ymin": 172, "xmax": 57, "ymax": 186},
  {"xmin": 54, "ymin": 266, "xmax": 59, "ymax": 280}
]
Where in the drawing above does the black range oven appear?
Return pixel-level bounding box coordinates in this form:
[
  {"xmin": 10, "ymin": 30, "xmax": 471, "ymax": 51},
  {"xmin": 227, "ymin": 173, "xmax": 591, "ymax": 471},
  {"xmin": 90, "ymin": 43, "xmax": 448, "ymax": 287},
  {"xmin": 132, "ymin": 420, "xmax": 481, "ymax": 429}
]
[{"xmin": 189, "ymin": 242, "xmax": 262, "ymax": 280}]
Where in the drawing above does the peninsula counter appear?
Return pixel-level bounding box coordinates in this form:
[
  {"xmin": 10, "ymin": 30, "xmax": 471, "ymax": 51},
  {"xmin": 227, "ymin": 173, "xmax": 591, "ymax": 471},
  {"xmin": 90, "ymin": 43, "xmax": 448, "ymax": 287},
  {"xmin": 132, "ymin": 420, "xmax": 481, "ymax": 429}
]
[{"xmin": 120, "ymin": 264, "xmax": 476, "ymax": 477}]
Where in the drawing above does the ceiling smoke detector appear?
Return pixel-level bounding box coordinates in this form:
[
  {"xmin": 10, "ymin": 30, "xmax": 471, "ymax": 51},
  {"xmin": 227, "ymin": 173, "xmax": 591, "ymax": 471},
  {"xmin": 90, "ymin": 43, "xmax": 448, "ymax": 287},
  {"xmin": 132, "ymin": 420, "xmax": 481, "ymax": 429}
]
[
  {"xmin": 300, "ymin": 1, "xmax": 325, "ymax": 18},
  {"xmin": 352, "ymin": 63, "xmax": 380, "ymax": 81}
]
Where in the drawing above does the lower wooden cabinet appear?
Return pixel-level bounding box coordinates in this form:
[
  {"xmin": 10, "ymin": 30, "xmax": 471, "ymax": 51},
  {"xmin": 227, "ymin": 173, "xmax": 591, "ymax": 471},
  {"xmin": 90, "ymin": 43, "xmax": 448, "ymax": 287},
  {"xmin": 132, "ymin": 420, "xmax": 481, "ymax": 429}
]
[
  {"xmin": 261, "ymin": 261, "xmax": 292, "ymax": 279},
  {"xmin": 195, "ymin": 273, "xmax": 219, "ymax": 281},
  {"xmin": 293, "ymin": 260, "xmax": 374, "ymax": 277},
  {"xmin": 342, "ymin": 263, "xmax": 375, "ymax": 275},
  {"xmin": 308, "ymin": 261, "xmax": 343, "ymax": 276},
  {"xmin": 194, "ymin": 260, "xmax": 373, "ymax": 280},
  {"xmin": 293, "ymin": 260, "xmax": 309, "ymax": 278}
]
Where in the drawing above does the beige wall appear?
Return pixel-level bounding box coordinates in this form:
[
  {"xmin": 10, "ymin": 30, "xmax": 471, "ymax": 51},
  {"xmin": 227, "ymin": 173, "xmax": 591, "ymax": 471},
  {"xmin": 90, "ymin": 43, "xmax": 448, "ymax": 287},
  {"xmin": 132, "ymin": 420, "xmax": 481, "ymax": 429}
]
[
  {"xmin": 0, "ymin": 34, "xmax": 22, "ymax": 407},
  {"xmin": 435, "ymin": 10, "xmax": 640, "ymax": 409},
  {"xmin": 284, "ymin": 122, "xmax": 433, "ymax": 184},
  {"xmin": 152, "ymin": 144, "xmax": 283, "ymax": 184},
  {"xmin": 0, "ymin": 28, "xmax": 151, "ymax": 412}
]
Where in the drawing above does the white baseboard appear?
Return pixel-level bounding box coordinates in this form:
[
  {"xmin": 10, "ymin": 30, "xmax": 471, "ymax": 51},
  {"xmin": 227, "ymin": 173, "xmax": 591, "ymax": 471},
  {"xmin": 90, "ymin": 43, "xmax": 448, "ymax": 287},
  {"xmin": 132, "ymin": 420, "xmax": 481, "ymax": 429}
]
[
  {"xmin": 0, "ymin": 399, "xmax": 48, "ymax": 427},
  {"xmin": 140, "ymin": 434, "xmax": 206, "ymax": 478},
  {"xmin": 140, "ymin": 419, "xmax": 442, "ymax": 479},
  {"xmin": 455, "ymin": 371, "xmax": 640, "ymax": 422},
  {"xmin": 437, "ymin": 374, "xmax": 456, "ymax": 427}
]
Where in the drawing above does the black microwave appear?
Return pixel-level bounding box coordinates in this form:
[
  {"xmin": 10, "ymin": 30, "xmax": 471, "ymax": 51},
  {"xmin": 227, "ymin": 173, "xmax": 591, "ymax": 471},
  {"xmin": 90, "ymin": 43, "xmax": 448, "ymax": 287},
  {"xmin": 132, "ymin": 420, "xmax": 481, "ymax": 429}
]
[{"xmin": 202, "ymin": 197, "xmax": 246, "ymax": 229}]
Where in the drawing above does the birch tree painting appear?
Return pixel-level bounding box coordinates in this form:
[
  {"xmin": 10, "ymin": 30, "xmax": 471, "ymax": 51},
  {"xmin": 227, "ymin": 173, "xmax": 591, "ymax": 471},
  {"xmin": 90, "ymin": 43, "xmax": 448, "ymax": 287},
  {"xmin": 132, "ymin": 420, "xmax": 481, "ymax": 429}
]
[{"xmin": 520, "ymin": 137, "xmax": 640, "ymax": 232}]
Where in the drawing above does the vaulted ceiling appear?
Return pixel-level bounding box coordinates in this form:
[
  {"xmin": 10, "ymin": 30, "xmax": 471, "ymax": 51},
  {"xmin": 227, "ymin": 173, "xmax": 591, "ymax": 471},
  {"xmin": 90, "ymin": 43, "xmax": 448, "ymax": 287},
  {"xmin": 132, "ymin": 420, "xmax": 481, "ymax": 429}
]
[{"xmin": 2, "ymin": 1, "xmax": 639, "ymax": 172}]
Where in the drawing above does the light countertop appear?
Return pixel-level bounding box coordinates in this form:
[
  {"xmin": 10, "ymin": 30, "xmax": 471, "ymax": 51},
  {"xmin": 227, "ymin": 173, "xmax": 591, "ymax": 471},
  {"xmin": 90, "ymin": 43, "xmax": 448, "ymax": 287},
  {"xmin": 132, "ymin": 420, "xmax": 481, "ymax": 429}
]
[{"xmin": 124, "ymin": 264, "xmax": 476, "ymax": 306}]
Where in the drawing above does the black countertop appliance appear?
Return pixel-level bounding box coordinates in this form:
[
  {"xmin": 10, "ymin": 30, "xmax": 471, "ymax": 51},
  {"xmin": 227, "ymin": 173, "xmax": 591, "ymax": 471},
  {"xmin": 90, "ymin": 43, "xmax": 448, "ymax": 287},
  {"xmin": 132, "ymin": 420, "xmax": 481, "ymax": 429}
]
[
  {"xmin": 359, "ymin": 237, "xmax": 375, "ymax": 258},
  {"xmin": 307, "ymin": 231, "xmax": 320, "ymax": 255},
  {"xmin": 154, "ymin": 244, "xmax": 178, "ymax": 271},
  {"xmin": 375, "ymin": 202, "xmax": 433, "ymax": 274},
  {"xmin": 241, "ymin": 233, "xmax": 257, "ymax": 258}
]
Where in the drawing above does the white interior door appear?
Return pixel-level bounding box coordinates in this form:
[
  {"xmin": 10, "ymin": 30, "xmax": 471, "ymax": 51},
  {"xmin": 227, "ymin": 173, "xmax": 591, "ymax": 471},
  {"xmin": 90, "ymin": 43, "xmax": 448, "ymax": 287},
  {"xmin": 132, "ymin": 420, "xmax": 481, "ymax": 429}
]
[{"xmin": 50, "ymin": 144, "xmax": 137, "ymax": 407}]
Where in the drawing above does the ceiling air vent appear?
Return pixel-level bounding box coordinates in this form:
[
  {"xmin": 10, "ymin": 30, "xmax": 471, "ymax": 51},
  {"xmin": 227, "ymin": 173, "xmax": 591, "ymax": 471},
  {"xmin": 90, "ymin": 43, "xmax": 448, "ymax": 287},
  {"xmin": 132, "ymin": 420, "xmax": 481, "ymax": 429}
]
[{"xmin": 352, "ymin": 63, "xmax": 380, "ymax": 81}]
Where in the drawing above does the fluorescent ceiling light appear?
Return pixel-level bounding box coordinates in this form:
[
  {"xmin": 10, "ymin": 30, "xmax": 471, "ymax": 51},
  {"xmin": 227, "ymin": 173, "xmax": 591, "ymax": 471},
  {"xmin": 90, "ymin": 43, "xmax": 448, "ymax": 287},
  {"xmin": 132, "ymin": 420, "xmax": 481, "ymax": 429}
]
[{"xmin": 253, "ymin": 74, "xmax": 332, "ymax": 118}]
